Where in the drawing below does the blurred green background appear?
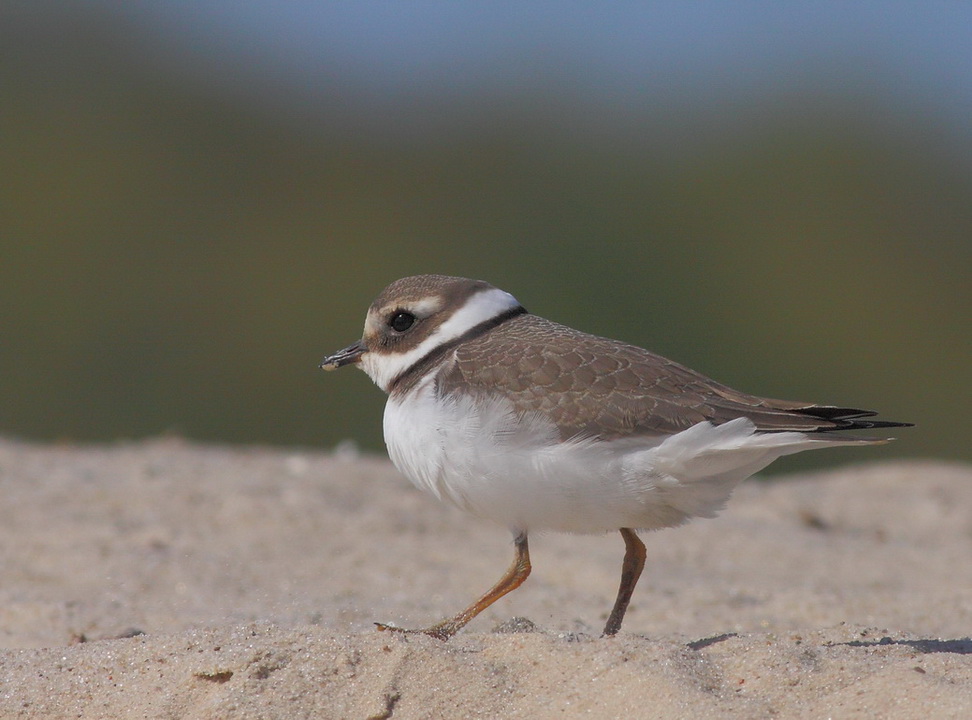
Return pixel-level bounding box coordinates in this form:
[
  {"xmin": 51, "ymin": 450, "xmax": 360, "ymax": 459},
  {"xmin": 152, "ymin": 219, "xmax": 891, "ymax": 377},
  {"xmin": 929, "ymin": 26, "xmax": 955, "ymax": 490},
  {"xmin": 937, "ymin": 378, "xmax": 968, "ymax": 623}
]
[{"xmin": 2, "ymin": 4, "xmax": 969, "ymax": 471}]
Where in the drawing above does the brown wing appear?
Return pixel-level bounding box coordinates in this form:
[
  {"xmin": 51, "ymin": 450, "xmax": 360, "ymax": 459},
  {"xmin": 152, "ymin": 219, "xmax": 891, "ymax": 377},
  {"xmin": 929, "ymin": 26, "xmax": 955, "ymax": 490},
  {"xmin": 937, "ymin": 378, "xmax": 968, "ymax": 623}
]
[{"xmin": 437, "ymin": 314, "xmax": 906, "ymax": 441}]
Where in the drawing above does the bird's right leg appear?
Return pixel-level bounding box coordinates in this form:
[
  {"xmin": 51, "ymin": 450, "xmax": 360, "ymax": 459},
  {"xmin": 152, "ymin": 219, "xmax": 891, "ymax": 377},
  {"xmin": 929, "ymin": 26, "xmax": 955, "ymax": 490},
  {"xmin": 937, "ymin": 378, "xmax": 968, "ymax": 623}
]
[{"xmin": 377, "ymin": 532, "xmax": 532, "ymax": 641}]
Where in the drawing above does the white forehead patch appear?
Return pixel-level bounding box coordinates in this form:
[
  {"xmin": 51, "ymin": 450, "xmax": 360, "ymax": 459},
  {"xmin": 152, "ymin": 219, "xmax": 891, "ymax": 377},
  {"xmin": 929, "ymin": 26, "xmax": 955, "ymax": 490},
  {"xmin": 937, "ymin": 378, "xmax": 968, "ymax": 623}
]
[{"xmin": 360, "ymin": 286, "xmax": 521, "ymax": 392}]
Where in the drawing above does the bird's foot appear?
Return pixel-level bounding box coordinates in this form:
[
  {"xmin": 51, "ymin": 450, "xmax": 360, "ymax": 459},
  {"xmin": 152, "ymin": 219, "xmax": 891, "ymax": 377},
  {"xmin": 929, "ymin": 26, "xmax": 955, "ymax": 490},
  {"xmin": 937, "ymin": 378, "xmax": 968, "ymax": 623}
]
[{"xmin": 374, "ymin": 620, "xmax": 460, "ymax": 641}]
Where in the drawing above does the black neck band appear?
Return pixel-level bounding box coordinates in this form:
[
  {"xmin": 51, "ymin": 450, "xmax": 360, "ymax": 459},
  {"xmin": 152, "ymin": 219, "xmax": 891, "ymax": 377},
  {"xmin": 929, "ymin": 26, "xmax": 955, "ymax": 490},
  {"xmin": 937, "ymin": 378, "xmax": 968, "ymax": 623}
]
[{"xmin": 388, "ymin": 304, "xmax": 528, "ymax": 394}]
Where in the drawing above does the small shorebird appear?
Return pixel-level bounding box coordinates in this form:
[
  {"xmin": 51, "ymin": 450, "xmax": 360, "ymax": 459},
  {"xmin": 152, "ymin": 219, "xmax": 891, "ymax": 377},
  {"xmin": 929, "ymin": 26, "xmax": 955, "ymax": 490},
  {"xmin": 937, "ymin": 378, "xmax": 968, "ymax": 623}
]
[{"xmin": 321, "ymin": 274, "xmax": 909, "ymax": 640}]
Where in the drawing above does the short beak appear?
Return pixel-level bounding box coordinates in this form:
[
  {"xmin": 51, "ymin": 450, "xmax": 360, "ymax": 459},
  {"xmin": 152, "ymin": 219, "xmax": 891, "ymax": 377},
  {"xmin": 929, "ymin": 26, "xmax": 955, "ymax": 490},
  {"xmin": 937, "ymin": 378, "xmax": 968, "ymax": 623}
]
[{"xmin": 320, "ymin": 339, "xmax": 367, "ymax": 371}]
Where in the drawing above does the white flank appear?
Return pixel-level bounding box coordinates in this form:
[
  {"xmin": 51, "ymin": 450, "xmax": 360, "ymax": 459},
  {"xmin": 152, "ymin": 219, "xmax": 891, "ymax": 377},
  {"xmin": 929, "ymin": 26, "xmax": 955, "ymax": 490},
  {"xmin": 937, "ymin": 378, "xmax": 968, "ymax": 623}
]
[
  {"xmin": 360, "ymin": 286, "xmax": 520, "ymax": 392},
  {"xmin": 384, "ymin": 388, "xmax": 867, "ymax": 535}
]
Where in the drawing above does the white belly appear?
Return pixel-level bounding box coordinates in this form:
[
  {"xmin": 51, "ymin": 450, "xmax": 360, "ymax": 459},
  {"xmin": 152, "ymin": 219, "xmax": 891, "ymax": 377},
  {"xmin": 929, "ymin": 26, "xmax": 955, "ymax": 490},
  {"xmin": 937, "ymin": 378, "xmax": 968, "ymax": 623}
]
[{"xmin": 383, "ymin": 379, "xmax": 841, "ymax": 534}]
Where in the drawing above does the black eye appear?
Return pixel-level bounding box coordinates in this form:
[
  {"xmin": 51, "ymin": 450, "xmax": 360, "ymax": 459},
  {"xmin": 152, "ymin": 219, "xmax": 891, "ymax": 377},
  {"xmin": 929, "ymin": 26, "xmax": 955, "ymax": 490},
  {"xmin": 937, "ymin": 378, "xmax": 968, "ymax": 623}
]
[{"xmin": 389, "ymin": 311, "xmax": 416, "ymax": 332}]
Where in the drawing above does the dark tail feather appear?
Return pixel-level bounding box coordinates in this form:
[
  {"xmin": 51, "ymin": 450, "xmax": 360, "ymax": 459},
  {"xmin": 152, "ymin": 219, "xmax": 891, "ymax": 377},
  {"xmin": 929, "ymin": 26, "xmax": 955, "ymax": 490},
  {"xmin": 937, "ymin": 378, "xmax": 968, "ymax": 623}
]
[{"xmin": 792, "ymin": 405, "xmax": 914, "ymax": 433}]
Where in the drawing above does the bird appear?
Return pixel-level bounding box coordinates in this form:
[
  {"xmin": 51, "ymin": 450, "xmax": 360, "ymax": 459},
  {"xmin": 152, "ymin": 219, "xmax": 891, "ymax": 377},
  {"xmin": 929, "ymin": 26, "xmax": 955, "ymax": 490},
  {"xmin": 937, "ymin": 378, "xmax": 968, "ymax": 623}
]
[{"xmin": 320, "ymin": 274, "xmax": 910, "ymax": 640}]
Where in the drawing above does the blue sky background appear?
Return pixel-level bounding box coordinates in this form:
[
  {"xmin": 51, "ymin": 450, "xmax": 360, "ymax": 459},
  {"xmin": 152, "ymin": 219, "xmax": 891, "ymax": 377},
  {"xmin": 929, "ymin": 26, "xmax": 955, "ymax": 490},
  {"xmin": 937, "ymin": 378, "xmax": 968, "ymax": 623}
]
[{"xmin": 103, "ymin": 1, "xmax": 972, "ymax": 131}]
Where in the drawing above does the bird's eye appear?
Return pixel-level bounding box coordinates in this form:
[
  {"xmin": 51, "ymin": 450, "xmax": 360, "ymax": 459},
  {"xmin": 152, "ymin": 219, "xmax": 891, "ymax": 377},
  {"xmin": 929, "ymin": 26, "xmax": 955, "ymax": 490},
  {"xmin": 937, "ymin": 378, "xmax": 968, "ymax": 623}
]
[{"xmin": 389, "ymin": 311, "xmax": 416, "ymax": 332}]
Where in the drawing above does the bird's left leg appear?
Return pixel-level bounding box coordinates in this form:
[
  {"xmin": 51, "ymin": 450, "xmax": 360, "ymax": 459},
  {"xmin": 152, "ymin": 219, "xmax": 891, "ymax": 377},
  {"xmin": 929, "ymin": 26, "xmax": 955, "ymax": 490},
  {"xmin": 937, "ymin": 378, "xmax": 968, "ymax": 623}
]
[{"xmin": 602, "ymin": 527, "xmax": 645, "ymax": 636}]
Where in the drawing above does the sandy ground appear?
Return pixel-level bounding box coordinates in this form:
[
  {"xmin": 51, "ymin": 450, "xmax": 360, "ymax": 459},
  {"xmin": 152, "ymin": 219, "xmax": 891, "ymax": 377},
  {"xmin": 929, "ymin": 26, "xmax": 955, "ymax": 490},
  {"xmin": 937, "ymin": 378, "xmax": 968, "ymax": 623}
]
[{"xmin": 0, "ymin": 438, "xmax": 969, "ymax": 718}]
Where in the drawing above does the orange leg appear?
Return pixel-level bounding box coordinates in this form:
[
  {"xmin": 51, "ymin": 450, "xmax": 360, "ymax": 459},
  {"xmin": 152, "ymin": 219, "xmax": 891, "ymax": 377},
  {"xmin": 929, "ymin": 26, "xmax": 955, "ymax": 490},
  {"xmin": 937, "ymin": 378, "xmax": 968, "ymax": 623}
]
[
  {"xmin": 377, "ymin": 532, "xmax": 531, "ymax": 641},
  {"xmin": 602, "ymin": 528, "xmax": 645, "ymax": 636}
]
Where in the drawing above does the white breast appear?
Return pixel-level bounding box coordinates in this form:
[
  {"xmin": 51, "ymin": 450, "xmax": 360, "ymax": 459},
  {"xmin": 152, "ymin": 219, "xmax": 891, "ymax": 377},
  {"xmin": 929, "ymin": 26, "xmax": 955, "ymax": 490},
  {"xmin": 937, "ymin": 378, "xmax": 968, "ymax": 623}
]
[{"xmin": 383, "ymin": 380, "xmax": 843, "ymax": 535}]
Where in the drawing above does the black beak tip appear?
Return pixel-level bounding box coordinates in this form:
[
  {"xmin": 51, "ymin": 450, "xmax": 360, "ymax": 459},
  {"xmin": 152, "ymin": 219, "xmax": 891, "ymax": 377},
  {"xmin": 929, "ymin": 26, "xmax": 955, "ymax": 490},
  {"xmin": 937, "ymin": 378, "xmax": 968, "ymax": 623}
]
[{"xmin": 320, "ymin": 340, "xmax": 366, "ymax": 371}]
